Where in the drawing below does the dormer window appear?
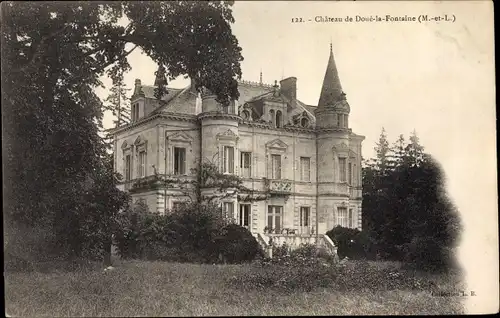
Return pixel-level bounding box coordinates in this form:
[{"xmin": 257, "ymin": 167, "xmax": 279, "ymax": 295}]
[
  {"xmin": 222, "ymin": 100, "xmax": 238, "ymax": 114},
  {"xmin": 132, "ymin": 103, "xmax": 140, "ymax": 122},
  {"xmin": 276, "ymin": 110, "xmax": 283, "ymax": 128},
  {"xmin": 241, "ymin": 110, "xmax": 250, "ymax": 120},
  {"xmin": 301, "ymin": 117, "xmax": 309, "ymax": 128}
]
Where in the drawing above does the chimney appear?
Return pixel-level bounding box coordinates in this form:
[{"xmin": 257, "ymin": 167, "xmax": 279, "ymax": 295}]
[
  {"xmin": 133, "ymin": 79, "xmax": 144, "ymax": 96},
  {"xmin": 280, "ymin": 77, "xmax": 297, "ymax": 101}
]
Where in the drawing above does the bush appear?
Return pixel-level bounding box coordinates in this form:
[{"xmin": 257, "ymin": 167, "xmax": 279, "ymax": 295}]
[
  {"xmin": 114, "ymin": 201, "xmax": 262, "ymax": 264},
  {"xmin": 3, "ymin": 222, "xmax": 100, "ymax": 273},
  {"xmin": 326, "ymin": 226, "xmax": 369, "ymax": 259},
  {"xmin": 226, "ymin": 260, "xmax": 440, "ymax": 294},
  {"xmin": 263, "ymin": 243, "xmax": 335, "ymax": 268},
  {"xmin": 213, "ymin": 224, "xmax": 263, "ymax": 264},
  {"xmin": 401, "ymin": 237, "xmax": 457, "ymax": 273}
]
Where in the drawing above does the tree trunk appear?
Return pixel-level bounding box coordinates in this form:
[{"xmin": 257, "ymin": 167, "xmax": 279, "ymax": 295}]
[{"xmin": 104, "ymin": 234, "xmax": 112, "ymax": 267}]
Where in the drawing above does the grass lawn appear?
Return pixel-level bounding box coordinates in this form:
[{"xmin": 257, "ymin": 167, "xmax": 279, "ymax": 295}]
[{"xmin": 5, "ymin": 259, "xmax": 464, "ymax": 316}]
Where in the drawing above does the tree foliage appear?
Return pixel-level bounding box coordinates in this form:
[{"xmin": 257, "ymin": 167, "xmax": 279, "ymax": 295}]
[
  {"xmin": 361, "ymin": 129, "xmax": 462, "ymax": 272},
  {"xmin": 2, "ymin": 1, "xmax": 243, "ymax": 263}
]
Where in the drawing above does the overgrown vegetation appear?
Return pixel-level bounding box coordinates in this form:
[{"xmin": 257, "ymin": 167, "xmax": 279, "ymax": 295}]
[
  {"xmin": 228, "ymin": 258, "xmax": 452, "ymax": 294},
  {"xmin": 5, "ymin": 260, "xmax": 464, "ymax": 316},
  {"xmin": 2, "ymin": 1, "xmax": 243, "ymax": 270},
  {"xmin": 114, "ymin": 199, "xmax": 262, "ymax": 264},
  {"xmin": 326, "ymin": 226, "xmax": 370, "ymax": 260},
  {"xmin": 359, "ymin": 129, "xmax": 462, "ymax": 272}
]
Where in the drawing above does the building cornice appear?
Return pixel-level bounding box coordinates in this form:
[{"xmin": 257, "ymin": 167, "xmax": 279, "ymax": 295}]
[
  {"xmin": 316, "ymin": 127, "xmax": 352, "ymax": 134},
  {"xmin": 109, "ymin": 112, "xmax": 198, "ymax": 135},
  {"xmin": 197, "ymin": 112, "xmax": 241, "ymax": 121}
]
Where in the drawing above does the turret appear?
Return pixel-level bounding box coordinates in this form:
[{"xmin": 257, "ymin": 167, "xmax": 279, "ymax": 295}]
[
  {"xmin": 315, "ymin": 44, "xmax": 354, "ymax": 234},
  {"xmin": 198, "ymin": 88, "xmax": 240, "ymax": 173},
  {"xmin": 315, "ymin": 43, "xmax": 350, "ymax": 130}
]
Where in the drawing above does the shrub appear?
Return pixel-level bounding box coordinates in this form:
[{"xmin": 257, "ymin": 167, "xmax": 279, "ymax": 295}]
[
  {"xmin": 114, "ymin": 201, "xmax": 262, "ymax": 264},
  {"xmin": 4, "ymin": 223, "xmax": 57, "ymax": 272},
  {"xmin": 213, "ymin": 224, "xmax": 263, "ymax": 264},
  {"xmin": 326, "ymin": 226, "xmax": 368, "ymax": 259},
  {"xmin": 226, "ymin": 260, "xmax": 440, "ymax": 294},
  {"xmin": 401, "ymin": 237, "xmax": 457, "ymax": 273},
  {"xmin": 262, "ymin": 243, "xmax": 335, "ymax": 268}
]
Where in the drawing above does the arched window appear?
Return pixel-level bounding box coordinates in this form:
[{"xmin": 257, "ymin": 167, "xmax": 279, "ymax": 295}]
[
  {"xmin": 241, "ymin": 110, "xmax": 250, "ymax": 120},
  {"xmin": 276, "ymin": 110, "xmax": 282, "ymax": 128},
  {"xmin": 300, "ymin": 117, "xmax": 309, "ymax": 128},
  {"xmin": 269, "ymin": 109, "xmax": 275, "ymax": 127}
]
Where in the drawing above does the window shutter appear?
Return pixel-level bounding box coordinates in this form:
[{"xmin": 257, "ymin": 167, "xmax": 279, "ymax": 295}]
[
  {"xmin": 182, "ymin": 148, "xmax": 186, "ymax": 174},
  {"xmin": 223, "ymin": 147, "xmax": 227, "ymax": 173},
  {"xmin": 229, "ymin": 147, "xmax": 234, "ymax": 173},
  {"xmin": 348, "ymin": 209, "xmax": 353, "ymax": 228}
]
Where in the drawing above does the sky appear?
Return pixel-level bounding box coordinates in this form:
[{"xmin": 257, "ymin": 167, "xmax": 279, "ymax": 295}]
[{"xmin": 96, "ymin": 2, "xmax": 496, "ymax": 312}]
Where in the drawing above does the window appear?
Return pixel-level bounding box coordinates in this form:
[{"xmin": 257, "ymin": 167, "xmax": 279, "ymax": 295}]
[
  {"xmin": 339, "ymin": 158, "xmax": 347, "ymax": 182},
  {"xmin": 344, "ymin": 114, "xmax": 348, "ymax": 128},
  {"xmin": 139, "ymin": 151, "xmax": 146, "ymax": 177},
  {"xmin": 132, "ymin": 103, "xmax": 140, "ymax": 122},
  {"xmin": 240, "ymin": 152, "xmax": 252, "ymax": 178},
  {"xmin": 300, "ymin": 157, "xmax": 310, "ymax": 181},
  {"xmin": 276, "ymin": 110, "xmax": 283, "ymax": 128},
  {"xmin": 337, "ymin": 207, "xmax": 348, "ymax": 227},
  {"xmin": 269, "ymin": 110, "xmax": 275, "ymax": 127},
  {"xmin": 267, "ymin": 205, "xmax": 283, "ymax": 232},
  {"xmin": 301, "ymin": 117, "xmax": 309, "ymax": 128},
  {"xmin": 271, "ymin": 154, "xmax": 282, "ymax": 179},
  {"xmin": 241, "ymin": 110, "xmax": 250, "ymax": 120},
  {"xmin": 348, "ymin": 162, "xmax": 352, "ymax": 184},
  {"xmin": 174, "ymin": 147, "xmax": 186, "ymax": 175},
  {"xmin": 300, "ymin": 207, "xmax": 310, "ymax": 227},
  {"xmin": 223, "ymin": 202, "xmax": 235, "ymax": 220},
  {"xmin": 239, "ymin": 204, "xmax": 251, "ymax": 228},
  {"xmin": 223, "ymin": 146, "xmax": 235, "ymax": 174},
  {"xmin": 353, "ymin": 163, "xmax": 357, "ymax": 185},
  {"xmin": 349, "ymin": 208, "xmax": 353, "ymax": 228},
  {"xmin": 336, "ymin": 114, "xmax": 341, "ymax": 127},
  {"xmin": 223, "ymin": 100, "xmax": 237, "ymax": 114},
  {"xmin": 172, "ymin": 201, "xmax": 183, "ymax": 211},
  {"xmin": 125, "ymin": 155, "xmax": 131, "ymax": 181}
]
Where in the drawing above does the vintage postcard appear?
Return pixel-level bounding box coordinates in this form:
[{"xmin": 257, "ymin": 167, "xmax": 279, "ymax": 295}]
[{"xmin": 3, "ymin": 0, "xmax": 497, "ymax": 316}]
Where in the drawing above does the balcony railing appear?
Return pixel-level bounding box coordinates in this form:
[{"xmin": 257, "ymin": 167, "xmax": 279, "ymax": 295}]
[
  {"xmin": 267, "ymin": 233, "xmax": 317, "ymax": 249},
  {"xmin": 121, "ymin": 174, "xmax": 183, "ymax": 193},
  {"xmin": 264, "ymin": 178, "xmax": 292, "ymax": 194}
]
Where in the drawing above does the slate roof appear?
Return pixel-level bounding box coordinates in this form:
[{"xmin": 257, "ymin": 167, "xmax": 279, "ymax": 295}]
[
  {"xmin": 136, "ymin": 79, "xmax": 317, "ymax": 124},
  {"xmin": 318, "ymin": 44, "xmax": 345, "ymax": 108}
]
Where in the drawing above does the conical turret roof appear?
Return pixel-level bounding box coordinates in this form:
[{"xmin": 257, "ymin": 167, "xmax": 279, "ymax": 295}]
[{"xmin": 318, "ymin": 44, "xmax": 344, "ymax": 107}]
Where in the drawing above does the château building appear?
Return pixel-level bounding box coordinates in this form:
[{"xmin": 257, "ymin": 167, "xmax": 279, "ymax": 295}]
[{"xmin": 111, "ymin": 45, "xmax": 365, "ymax": 248}]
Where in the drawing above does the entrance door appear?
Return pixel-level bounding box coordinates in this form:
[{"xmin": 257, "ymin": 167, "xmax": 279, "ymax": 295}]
[{"xmin": 300, "ymin": 207, "xmax": 310, "ymax": 234}]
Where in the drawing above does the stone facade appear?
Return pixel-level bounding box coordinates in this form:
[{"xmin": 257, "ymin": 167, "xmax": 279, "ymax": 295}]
[{"xmin": 111, "ymin": 45, "xmax": 365, "ymax": 236}]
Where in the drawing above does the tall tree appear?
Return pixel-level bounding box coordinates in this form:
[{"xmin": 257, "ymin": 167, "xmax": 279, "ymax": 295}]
[
  {"xmin": 361, "ymin": 128, "xmax": 462, "ymax": 271},
  {"xmin": 2, "ymin": 1, "xmax": 243, "ymax": 261},
  {"xmin": 389, "ymin": 134, "xmax": 406, "ymax": 170},
  {"xmin": 372, "ymin": 127, "xmax": 391, "ymax": 176},
  {"xmin": 104, "ymin": 70, "xmax": 131, "ymax": 129},
  {"xmin": 404, "ymin": 129, "xmax": 425, "ymax": 167}
]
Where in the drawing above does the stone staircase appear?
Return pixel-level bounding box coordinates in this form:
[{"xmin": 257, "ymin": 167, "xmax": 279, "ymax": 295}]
[{"xmin": 253, "ymin": 232, "xmax": 338, "ymax": 259}]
